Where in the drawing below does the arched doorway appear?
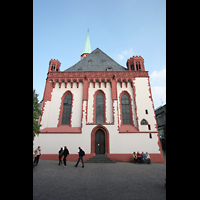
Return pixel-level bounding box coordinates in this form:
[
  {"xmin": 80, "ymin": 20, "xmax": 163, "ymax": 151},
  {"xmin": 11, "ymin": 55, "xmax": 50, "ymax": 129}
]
[
  {"xmin": 91, "ymin": 125, "xmax": 109, "ymax": 155},
  {"xmin": 95, "ymin": 129, "xmax": 105, "ymax": 154}
]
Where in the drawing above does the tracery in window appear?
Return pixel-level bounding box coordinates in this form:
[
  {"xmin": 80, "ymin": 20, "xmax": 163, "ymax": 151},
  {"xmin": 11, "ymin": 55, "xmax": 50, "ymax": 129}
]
[
  {"xmin": 96, "ymin": 92, "xmax": 104, "ymax": 123},
  {"xmin": 121, "ymin": 93, "xmax": 131, "ymax": 124}
]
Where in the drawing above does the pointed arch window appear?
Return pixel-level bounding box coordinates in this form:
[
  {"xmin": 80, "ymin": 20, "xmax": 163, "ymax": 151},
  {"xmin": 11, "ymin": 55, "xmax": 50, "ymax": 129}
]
[
  {"xmin": 96, "ymin": 92, "xmax": 105, "ymax": 123},
  {"xmin": 131, "ymin": 64, "xmax": 135, "ymax": 71},
  {"xmin": 141, "ymin": 119, "xmax": 148, "ymax": 125},
  {"xmin": 61, "ymin": 93, "xmax": 72, "ymax": 125},
  {"xmin": 121, "ymin": 93, "xmax": 131, "ymax": 124}
]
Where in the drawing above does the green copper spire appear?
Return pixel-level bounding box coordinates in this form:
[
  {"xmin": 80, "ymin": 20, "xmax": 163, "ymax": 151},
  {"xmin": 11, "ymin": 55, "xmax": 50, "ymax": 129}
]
[{"xmin": 82, "ymin": 31, "xmax": 91, "ymax": 54}]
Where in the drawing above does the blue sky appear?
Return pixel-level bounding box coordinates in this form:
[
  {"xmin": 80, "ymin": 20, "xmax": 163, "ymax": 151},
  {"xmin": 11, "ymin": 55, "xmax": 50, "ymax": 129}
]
[{"xmin": 33, "ymin": 0, "xmax": 166, "ymax": 109}]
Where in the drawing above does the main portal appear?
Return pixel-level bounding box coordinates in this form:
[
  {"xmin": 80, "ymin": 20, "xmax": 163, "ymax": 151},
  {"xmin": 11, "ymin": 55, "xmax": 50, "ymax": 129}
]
[{"xmin": 95, "ymin": 129, "xmax": 105, "ymax": 154}]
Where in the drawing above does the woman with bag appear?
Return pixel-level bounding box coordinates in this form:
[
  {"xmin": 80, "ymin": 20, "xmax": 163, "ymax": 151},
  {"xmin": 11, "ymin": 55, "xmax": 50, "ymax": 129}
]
[{"xmin": 34, "ymin": 146, "xmax": 41, "ymax": 166}]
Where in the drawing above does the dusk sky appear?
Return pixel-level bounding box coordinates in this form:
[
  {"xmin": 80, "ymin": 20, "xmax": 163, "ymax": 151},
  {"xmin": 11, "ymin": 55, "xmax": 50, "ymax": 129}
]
[{"xmin": 33, "ymin": 0, "xmax": 166, "ymax": 109}]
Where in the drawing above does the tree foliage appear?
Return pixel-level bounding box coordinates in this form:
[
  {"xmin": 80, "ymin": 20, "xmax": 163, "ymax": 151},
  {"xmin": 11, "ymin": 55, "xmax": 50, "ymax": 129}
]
[{"xmin": 33, "ymin": 89, "xmax": 42, "ymax": 139}]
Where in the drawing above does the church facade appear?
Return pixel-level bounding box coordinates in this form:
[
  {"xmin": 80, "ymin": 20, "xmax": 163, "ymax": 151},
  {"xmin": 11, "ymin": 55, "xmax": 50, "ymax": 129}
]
[{"xmin": 33, "ymin": 32, "xmax": 164, "ymax": 163}]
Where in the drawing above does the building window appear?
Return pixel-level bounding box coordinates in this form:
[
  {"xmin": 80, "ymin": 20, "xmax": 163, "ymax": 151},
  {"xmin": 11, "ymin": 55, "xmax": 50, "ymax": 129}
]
[
  {"xmin": 121, "ymin": 93, "xmax": 131, "ymax": 124},
  {"xmin": 141, "ymin": 119, "xmax": 148, "ymax": 125},
  {"xmin": 106, "ymin": 67, "xmax": 113, "ymax": 71},
  {"xmin": 136, "ymin": 62, "xmax": 141, "ymax": 71},
  {"xmin": 149, "ymin": 133, "xmax": 152, "ymax": 138},
  {"xmin": 131, "ymin": 64, "xmax": 134, "ymax": 71},
  {"xmin": 51, "ymin": 65, "xmax": 55, "ymax": 72},
  {"xmin": 145, "ymin": 109, "xmax": 148, "ymax": 114},
  {"xmin": 136, "ymin": 62, "xmax": 139, "ymax": 71},
  {"xmin": 61, "ymin": 93, "xmax": 72, "ymax": 125},
  {"xmin": 139, "ymin": 63, "xmax": 141, "ymax": 71},
  {"xmin": 148, "ymin": 124, "xmax": 151, "ymax": 130},
  {"xmin": 96, "ymin": 92, "xmax": 104, "ymax": 123}
]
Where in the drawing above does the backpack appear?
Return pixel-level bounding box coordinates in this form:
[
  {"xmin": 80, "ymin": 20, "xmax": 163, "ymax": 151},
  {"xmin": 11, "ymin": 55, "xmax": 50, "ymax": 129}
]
[
  {"xmin": 82, "ymin": 150, "xmax": 85, "ymax": 156},
  {"xmin": 59, "ymin": 150, "xmax": 64, "ymax": 157}
]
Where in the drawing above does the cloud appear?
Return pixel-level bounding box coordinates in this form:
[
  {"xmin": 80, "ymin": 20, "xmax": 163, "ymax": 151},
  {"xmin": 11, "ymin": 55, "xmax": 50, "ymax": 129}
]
[
  {"xmin": 151, "ymin": 86, "xmax": 166, "ymax": 100},
  {"xmin": 150, "ymin": 67, "xmax": 166, "ymax": 109},
  {"xmin": 150, "ymin": 68, "xmax": 166, "ymax": 80},
  {"xmin": 151, "ymin": 86, "xmax": 166, "ymax": 109},
  {"xmin": 117, "ymin": 48, "xmax": 134, "ymax": 61},
  {"xmin": 150, "ymin": 67, "xmax": 166, "ymax": 86}
]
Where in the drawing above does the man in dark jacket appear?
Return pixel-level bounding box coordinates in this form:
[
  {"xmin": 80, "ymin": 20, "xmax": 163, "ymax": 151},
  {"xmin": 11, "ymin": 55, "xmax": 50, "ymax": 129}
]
[
  {"xmin": 74, "ymin": 147, "xmax": 85, "ymax": 168},
  {"xmin": 63, "ymin": 146, "xmax": 69, "ymax": 167}
]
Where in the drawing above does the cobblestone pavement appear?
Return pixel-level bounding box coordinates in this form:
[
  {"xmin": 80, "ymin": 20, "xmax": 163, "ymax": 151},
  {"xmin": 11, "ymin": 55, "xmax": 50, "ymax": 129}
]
[{"xmin": 33, "ymin": 160, "xmax": 166, "ymax": 200}]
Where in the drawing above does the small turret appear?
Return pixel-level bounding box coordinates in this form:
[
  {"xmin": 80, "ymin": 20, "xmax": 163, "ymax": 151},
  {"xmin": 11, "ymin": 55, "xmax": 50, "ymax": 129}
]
[
  {"xmin": 48, "ymin": 59, "xmax": 61, "ymax": 73},
  {"xmin": 126, "ymin": 56, "xmax": 145, "ymax": 71}
]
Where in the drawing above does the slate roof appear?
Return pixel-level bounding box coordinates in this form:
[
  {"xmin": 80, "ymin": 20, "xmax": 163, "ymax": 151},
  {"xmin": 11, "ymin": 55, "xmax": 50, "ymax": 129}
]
[{"xmin": 64, "ymin": 48, "xmax": 127, "ymax": 71}]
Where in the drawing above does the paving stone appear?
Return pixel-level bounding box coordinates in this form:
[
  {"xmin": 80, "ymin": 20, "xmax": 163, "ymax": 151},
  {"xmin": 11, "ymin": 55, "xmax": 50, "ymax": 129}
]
[{"xmin": 33, "ymin": 160, "xmax": 166, "ymax": 200}]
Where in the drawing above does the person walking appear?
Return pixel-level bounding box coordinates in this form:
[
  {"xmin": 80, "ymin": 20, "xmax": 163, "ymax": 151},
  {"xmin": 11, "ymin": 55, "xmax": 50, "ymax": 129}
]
[
  {"xmin": 74, "ymin": 147, "xmax": 85, "ymax": 168},
  {"xmin": 58, "ymin": 147, "xmax": 64, "ymax": 165},
  {"xmin": 63, "ymin": 146, "xmax": 69, "ymax": 167},
  {"xmin": 34, "ymin": 146, "xmax": 41, "ymax": 166}
]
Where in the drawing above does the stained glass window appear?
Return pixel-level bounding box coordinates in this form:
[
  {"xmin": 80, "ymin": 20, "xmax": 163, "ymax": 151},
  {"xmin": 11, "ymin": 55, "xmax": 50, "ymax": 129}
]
[
  {"xmin": 121, "ymin": 94, "xmax": 131, "ymax": 124},
  {"xmin": 62, "ymin": 93, "xmax": 72, "ymax": 125}
]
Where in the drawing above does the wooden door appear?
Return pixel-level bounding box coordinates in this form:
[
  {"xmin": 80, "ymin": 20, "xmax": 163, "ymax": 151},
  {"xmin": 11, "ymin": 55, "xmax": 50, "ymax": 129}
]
[{"xmin": 95, "ymin": 129, "xmax": 105, "ymax": 154}]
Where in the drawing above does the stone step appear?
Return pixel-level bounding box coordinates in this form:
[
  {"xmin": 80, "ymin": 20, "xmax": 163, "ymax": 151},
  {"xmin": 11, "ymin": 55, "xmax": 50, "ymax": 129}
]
[{"xmin": 85, "ymin": 155, "xmax": 116, "ymax": 163}]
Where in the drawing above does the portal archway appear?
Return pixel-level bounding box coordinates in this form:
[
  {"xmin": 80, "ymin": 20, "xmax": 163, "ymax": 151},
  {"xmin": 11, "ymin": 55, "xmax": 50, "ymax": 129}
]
[
  {"xmin": 91, "ymin": 125, "xmax": 109, "ymax": 155},
  {"xmin": 95, "ymin": 129, "xmax": 105, "ymax": 154}
]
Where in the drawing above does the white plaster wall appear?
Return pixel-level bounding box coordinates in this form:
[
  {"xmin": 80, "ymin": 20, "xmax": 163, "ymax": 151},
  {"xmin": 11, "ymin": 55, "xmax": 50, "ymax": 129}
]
[
  {"xmin": 40, "ymin": 82, "xmax": 83, "ymax": 129},
  {"xmin": 70, "ymin": 82, "xmax": 83, "ymax": 127},
  {"xmin": 87, "ymin": 82, "xmax": 93, "ymax": 123},
  {"xmin": 134, "ymin": 78, "xmax": 157, "ymax": 131},
  {"xmin": 33, "ymin": 133, "xmax": 91, "ymax": 154},
  {"xmin": 36, "ymin": 78, "xmax": 160, "ymax": 156},
  {"xmin": 47, "ymin": 82, "xmax": 66, "ymax": 127},
  {"xmin": 105, "ymin": 83, "xmax": 113, "ymax": 123},
  {"xmin": 117, "ymin": 81, "xmax": 137, "ymax": 128},
  {"xmin": 105, "ymin": 100, "xmax": 160, "ymax": 154},
  {"xmin": 87, "ymin": 82, "xmax": 113, "ymax": 123},
  {"xmin": 34, "ymin": 132, "xmax": 160, "ymax": 154},
  {"xmin": 34, "ymin": 100, "xmax": 94, "ymax": 154},
  {"xmin": 109, "ymin": 132, "xmax": 160, "ymax": 153},
  {"xmin": 40, "ymin": 101, "xmax": 51, "ymax": 130}
]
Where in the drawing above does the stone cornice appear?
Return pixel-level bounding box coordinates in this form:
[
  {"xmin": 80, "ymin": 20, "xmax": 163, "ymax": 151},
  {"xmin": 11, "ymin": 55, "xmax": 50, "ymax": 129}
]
[{"xmin": 47, "ymin": 71, "xmax": 149, "ymax": 81}]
